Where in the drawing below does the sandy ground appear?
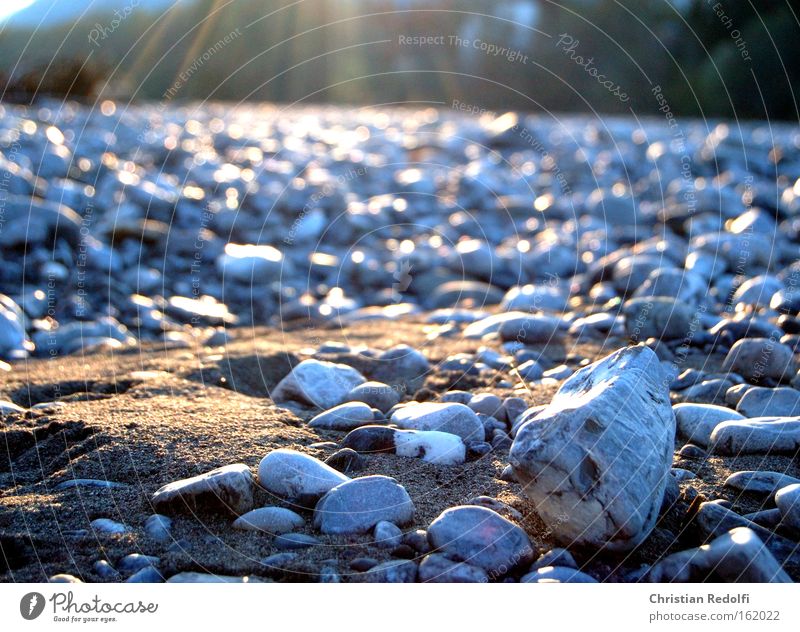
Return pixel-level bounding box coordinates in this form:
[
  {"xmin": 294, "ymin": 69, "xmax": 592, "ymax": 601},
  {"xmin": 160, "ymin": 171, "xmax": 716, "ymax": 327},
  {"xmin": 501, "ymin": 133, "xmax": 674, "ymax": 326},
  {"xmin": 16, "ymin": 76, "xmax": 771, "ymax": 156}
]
[{"xmin": 1, "ymin": 319, "xmax": 798, "ymax": 582}]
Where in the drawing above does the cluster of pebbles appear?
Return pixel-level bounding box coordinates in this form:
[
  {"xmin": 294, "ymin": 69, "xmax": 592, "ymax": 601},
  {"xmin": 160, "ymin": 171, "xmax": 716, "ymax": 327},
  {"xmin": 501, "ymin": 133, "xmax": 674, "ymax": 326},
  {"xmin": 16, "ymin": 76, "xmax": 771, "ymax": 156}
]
[{"xmin": 1, "ymin": 101, "xmax": 800, "ymax": 582}]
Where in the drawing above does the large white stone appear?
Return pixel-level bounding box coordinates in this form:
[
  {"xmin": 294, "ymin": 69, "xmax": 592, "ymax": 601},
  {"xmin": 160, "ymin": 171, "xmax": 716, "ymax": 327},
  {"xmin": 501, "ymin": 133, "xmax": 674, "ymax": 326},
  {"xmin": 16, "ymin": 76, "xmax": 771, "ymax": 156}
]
[
  {"xmin": 393, "ymin": 429, "xmax": 466, "ymax": 465},
  {"xmin": 271, "ymin": 359, "xmax": 366, "ymax": 409},
  {"xmin": 510, "ymin": 344, "xmax": 675, "ymax": 552}
]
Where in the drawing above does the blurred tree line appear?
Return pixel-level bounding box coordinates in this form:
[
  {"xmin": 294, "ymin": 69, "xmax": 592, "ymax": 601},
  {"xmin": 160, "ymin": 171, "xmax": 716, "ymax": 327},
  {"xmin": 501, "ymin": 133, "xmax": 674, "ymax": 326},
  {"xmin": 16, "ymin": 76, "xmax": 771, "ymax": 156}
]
[{"xmin": 0, "ymin": 0, "xmax": 798, "ymax": 119}]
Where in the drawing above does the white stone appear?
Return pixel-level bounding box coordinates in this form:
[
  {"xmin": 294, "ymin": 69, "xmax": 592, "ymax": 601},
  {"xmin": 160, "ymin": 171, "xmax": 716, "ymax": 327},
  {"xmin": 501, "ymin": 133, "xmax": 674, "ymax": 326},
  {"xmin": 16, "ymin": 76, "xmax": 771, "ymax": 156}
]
[
  {"xmin": 258, "ymin": 448, "xmax": 349, "ymax": 504},
  {"xmin": 393, "ymin": 429, "xmax": 466, "ymax": 465},
  {"xmin": 775, "ymin": 484, "xmax": 800, "ymax": 532},
  {"xmin": 510, "ymin": 345, "xmax": 675, "ymax": 552},
  {"xmin": 390, "ymin": 402, "xmax": 484, "ymax": 442},
  {"xmin": 271, "ymin": 359, "xmax": 366, "ymax": 409},
  {"xmin": 710, "ymin": 417, "xmax": 800, "ymax": 455},
  {"xmin": 232, "ymin": 507, "xmax": 305, "ymax": 533},
  {"xmin": 308, "ymin": 402, "xmax": 375, "ymax": 430}
]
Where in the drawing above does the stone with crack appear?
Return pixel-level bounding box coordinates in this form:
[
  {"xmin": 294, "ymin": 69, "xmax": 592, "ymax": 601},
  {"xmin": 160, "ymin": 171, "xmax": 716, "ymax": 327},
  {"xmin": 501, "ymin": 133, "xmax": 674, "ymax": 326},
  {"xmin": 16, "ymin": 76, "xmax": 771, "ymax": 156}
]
[{"xmin": 510, "ymin": 344, "xmax": 675, "ymax": 552}]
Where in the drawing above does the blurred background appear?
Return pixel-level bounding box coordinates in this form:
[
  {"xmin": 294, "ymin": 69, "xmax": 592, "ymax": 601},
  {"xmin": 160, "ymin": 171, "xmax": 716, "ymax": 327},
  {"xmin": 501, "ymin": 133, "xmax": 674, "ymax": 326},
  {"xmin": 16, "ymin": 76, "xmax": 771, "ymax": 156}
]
[{"xmin": 1, "ymin": 0, "xmax": 798, "ymax": 120}]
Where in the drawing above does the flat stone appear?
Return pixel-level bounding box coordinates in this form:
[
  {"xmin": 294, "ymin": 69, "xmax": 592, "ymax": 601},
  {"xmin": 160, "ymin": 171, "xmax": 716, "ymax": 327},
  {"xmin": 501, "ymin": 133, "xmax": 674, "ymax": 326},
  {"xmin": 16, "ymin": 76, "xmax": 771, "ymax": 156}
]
[
  {"xmin": 736, "ymin": 387, "xmax": 800, "ymax": 418},
  {"xmin": 418, "ymin": 553, "xmax": 488, "ymax": 583},
  {"xmin": 646, "ymin": 527, "xmax": 791, "ymax": 582},
  {"xmin": 497, "ymin": 314, "xmax": 566, "ymax": 344},
  {"xmin": 393, "ymin": 429, "xmax": 466, "ymax": 465},
  {"xmin": 273, "ymin": 533, "xmax": 320, "ymax": 550},
  {"xmin": 90, "ymin": 518, "xmax": 130, "ymax": 535},
  {"xmin": 426, "ymin": 506, "xmax": 534, "ymax": 578},
  {"xmin": 117, "ymin": 554, "xmax": 160, "ymax": 574},
  {"xmin": 258, "ymin": 449, "xmax": 350, "ymax": 506},
  {"xmin": 233, "ymin": 507, "xmax": 305, "ymax": 534},
  {"xmin": 308, "ymin": 402, "xmax": 375, "ymax": 431},
  {"xmin": 710, "ymin": 417, "xmax": 800, "ymax": 455},
  {"xmin": 510, "ymin": 345, "xmax": 674, "ymax": 552},
  {"xmin": 271, "ymin": 359, "xmax": 366, "ymax": 409},
  {"xmin": 390, "ymin": 402, "xmax": 484, "ymax": 442},
  {"xmin": 313, "ymin": 475, "xmax": 414, "ymax": 535},
  {"xmin": 151, "ymin": 464, "xmax": 255, "ymax": 515},
  {"xmin": 724, "ymin": 471, "xmax": 800, "ymax": 497},
  {"xmin": 673, "ymin": 403, "xmax": 744, "ymax": 447}
]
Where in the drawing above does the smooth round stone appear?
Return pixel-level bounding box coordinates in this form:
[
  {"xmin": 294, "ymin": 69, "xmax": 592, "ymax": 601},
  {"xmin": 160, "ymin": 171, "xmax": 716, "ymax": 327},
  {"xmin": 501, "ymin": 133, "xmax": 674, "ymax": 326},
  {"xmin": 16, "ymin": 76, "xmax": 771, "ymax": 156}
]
[
  {"xmin": 466, "ymin": 496, "xmax": 523, "ymax": 522},
  {"xmin": 468, "ymin": 393, "xmax": 503, "ymax": 417},
  {"xmin": 49, "ymin": 574, "xmax": 83, "ymax": 583},
  {"xmin": 521, "ymin": 566, "xmax": 597, "ymax": 583},
  {"xmin": 722, "ymin": 338, "xmax": 795, "ymax": 381},
  {"xmin": 374, "ymin": 520, "xmax": 403, "ymax": 549},
  {"xmin": 623, "ymin": 297, "xmax": 698, "ymax": 341},
  {"xmin": 710, "ymin": 418, "xmax": 800, "ymax": 455},
  {"xmin": 141, "ymin": 514, "xmax": 173, "ymax": 544},
  {"xmin": 93, "ymin": 560, "xmax": 120, "ymax": 580},
  {"xmin": 117, "ymin": 554, "xmax": 160, "ymax": 574},
  {"xmin": 724, "ymin": 471, "xmax": 800, "ymax": 496},
  {"xmin": 775, "ymin": 484, "xmax": 800, "ymax": 531},
  {"xmin": 342, "ymin": 425, "xmax": 397, "ymax": 454},
  {"xmin": 308, "ymin": 402, "xmax": 375, "ymax": 431},
  {"xmin": 529, "ymin": 548, "xmax": 578, "ymax": 571},
  {"xmin": 671, "ymin": 468, "xmax": 696, "ymax": 482},
  {"xmin": 393, "ymin": 429, "xmax": 466, "ymax": 465},
  {"xmin": 372, "ymin": 344, "xmax": 430, "ymax": 392},
  {"xmin": 90, "ymin": 518, "xmax": 130, "ymax": 535},
  {"xmin": 502, "ymin": 397, "xmax": 528, "ymax": 426},
  {"xmin": 500, "ymin": 284, "xmax": 569, "ymax": 312},
  {"xmin": 440, "ymin": 390, "xmax": 472, "ymax": 405},
  {"xmin": 126, "ymin": 567, "xmax": 164, "ymax": 583},
  {"xmin": 418, "ymin": 553, "xmax": 488, "ymax": 583},
  {"xmin": 426, "ymin": 506, "xmax": 534, "ymax": 577},
  {"xmin": 497, "ymin": 314, "xmax": 566, "ymax": 344},
  {"xmin": 273, "ymin": 533, "xmax": 320, "ymax": 550},
  {"xmin": 151, "ymin": 463, "xmax": 255, "ymax": 515},
  {"xmin": 677, "ymin": 444, "xmax": 707, "ymax": 459},
  {"xmin": 345, "ymin": 381, "xmax": 400, "ymax": 413},
  {"xmin": 324, "ymin": 448, "xmax": 367, "ymax": 474},
  {"xmin": 232, "ymin": 507, "xmax": 305, "ymax": 534},
  {"xmin": 517, "ymin": 359, "xmax": 544, "ymax": 380},
  {"xmin": 313, "ymin": 475, "xmax": 414, "ymax": 535},
  {"xmin": 673, "ymin": 403, "xmax": 744, "ymax": 447},
  {"xmin": 725, "ymin": 383, "xmax": 751, "ymax": 406},
  {"xmin": 403, "ymin": 529, "xmax": 430, "ymax": 554},
  {"xmin": 258, "ymin": 449, "xmax": 349, "ymax": 505},
  {"xmin": 360, "ymin": 559, "xmax": 418, "ymax": 583},
  {"xmin": 733, "ymin": 274, "xmax": 784, "ymax": 309},
  {"xmin": 390, "ymin": 402, "xmax": 484, "ymax": 442},
  {"xmin": 271, "ymin": 359, "xmax": 367, "ymax": 409},
  {"xmin": 350, "ymin": 557, "xmax": 379, "ymax": 572},
  {"xmin": 736, "ymin": 387, "xmax": 800, "ymax": 418}
]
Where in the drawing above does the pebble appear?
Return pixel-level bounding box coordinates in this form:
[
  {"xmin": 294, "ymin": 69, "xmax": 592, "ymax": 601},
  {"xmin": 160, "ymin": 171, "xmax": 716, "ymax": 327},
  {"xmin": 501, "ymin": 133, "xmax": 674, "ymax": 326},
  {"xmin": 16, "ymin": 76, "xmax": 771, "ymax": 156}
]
[
  {"xmin": 529, "ymin": 548, "xmax": 578, "ymax": 571},
  {"xmin": 144, "ymin": 514, "xmax": 173, "ymax": 543},
  {"xmin": 676, "ymin": 443, "xmax": 707, "ymax": 459},
  {"xmin": 360, "ymin": 560, "xmax": 418, "ymax": 583},
  {"xmin": 710, "ymin": 418, "xmax": 800, "ymax": 455},
  {"xmin": 623, "ymin": 297, "xmax": 697, "ymax": 341},
  {"xmin": 521, "ymin": 566, "xmax": 598, "ymax": 583},
  {"xmin": 313, "ymin": 475, "xmax": 414, "ymax": 534},
  {"xmin": 93, "ymin": 560, "xmax": 121, "ymax": 581},
  {"xmin": 271, "ymin": 359, "xmax": 366, "ymax": 409},
  {"xmin": 391, "ymin": 402, "xmax": 484, "ymax": 443},
  {"xmin": 374, "ymin": 521, "xmax": 403, "ymax": 549},
  {"xmin": 418, "ymin": 553, "xmax": 488, "ymax": 583},
  {"xmin": 724, "ymin": 471, "xmax": 800, "ymax": 497},
  {"xmin": 308, "ymin": 402, "xmax": 376, "ymax": 430},
  {"xmin": 126, "ymin": 566, "xmax": 165, "ymax": 583},
  {"xmin": 736, "ymin": 387, "xmax": 800, "ymax": 418},
  {"xmin": 49, "ymin": 574, "xmax": 83, "ymax": 583},
  {"xmin": 673, "ymin": 403, "xmax": 744, "ymax": 447},
  {"xmin": 646, "ymin": 527, "xmax": 791, "ymax": 582},
  {"xmin": 117, "ymin": 554, "xmax": 160, "ymax": 574},
  {"xmin": 722, "ymin": 338, "xmax": 795, "ymax": 382},
  {"xmin": 167, "ymin": 573, "xmax": 263, "ymax": 583},
  {"xmin": 775, "ymin": 484, "xmax": 800, "ymax": 532},
  {"xmin": 55, "ymin": 479, "xmax": 127, "ymax": 490},
  {"xmin": 232, "ymin": 507, "xmax": 305, "ymax": 533},
  {"xmin": 345, "ymin": 381, "xmax": 400, "ymax": 412},
  {"xmin": 258, "ymin": 449, "xmax": 349, "ymax": 505},
  {"xmin": 510, "ymin": 345, "xmax": 674, "ymax": 551},
  {"xmin": 426, "ymin": 506, "xmax": 535, "ymax": 578},
  {"xmin": 151, "ymin": 463, "xmax": 255, "ymax": 515},
  {"xmin": 468, "ymin": 393, "xmax": 503, "ymax": 416},
  {"xmin": 324, "ymin": 448, "xmax": 367, "ymax": 474}
]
